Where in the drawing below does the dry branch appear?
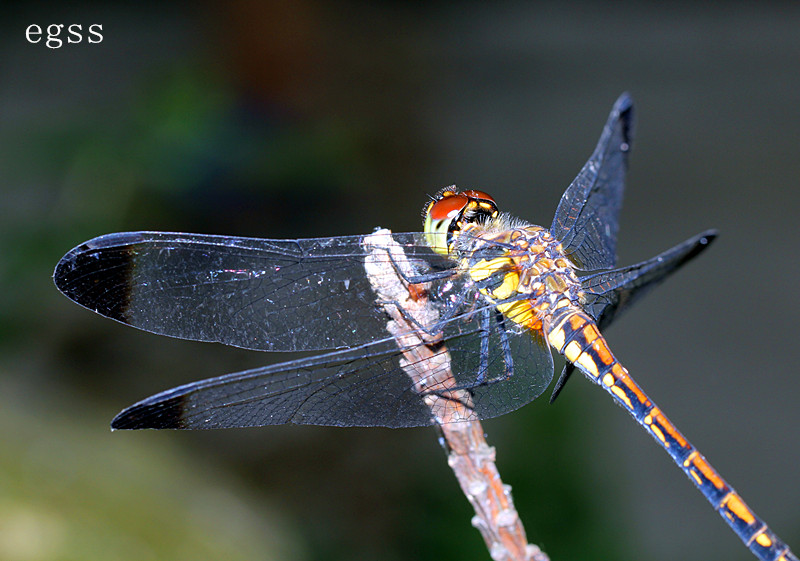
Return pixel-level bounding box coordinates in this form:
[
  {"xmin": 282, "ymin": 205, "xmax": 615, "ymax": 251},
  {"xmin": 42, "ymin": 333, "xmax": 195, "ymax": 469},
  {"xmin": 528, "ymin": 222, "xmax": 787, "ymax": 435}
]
[{"xmin": 363, "ymin": 229, "xmax": 549, "ymax": 561}]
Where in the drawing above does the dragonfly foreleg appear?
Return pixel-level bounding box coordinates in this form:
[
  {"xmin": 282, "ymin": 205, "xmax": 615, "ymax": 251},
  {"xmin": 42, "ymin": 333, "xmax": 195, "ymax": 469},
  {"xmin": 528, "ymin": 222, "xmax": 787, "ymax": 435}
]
[
  {"xmin": 382, "ymin": 243, "xmax": 458, "ymax": 285},
  {"xmin": 373, "ymin": 297, "xmax": 443, "ymax": 343},
  {"xmin": 374, "ymin": 284, "xmax": 481, "ymax": 341}
]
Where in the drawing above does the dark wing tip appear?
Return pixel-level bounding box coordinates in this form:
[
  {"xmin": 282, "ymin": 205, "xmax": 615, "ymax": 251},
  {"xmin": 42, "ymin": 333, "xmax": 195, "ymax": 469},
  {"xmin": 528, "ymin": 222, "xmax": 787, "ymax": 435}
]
[
  {"xmin": 612, "ymin": 92, "xmax": 634, "ymax": 124},
  {"xmin": 613, "ymin": 92, "xmax": 635, "ymax": 149},
  {"xmin": 53, "ymin": 233, "xmax": 143, "ymax": 323},
  {"xmin": 698, "ymin": 229, "xmax": 719, "ymax": 244},
  {"xmin": 614, "ymin": 92, "xmax": 633, "ymax": 111},
  {"xmin": 111, "ymin": 392, "xmax": 190, "ymax": 430},
  {"xmin": 686, "ymin": 229, "xmax": 719, "ymax": 259}
]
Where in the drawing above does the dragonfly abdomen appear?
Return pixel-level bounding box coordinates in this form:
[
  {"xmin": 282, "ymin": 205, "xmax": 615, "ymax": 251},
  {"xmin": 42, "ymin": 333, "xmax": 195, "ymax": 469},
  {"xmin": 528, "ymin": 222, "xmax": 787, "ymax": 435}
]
[
  {"xmin": 546, "ymin": 308, "xmax": 796, "ymax": 561},
  {"xmin": 546, "ymin": 308, "xmax": 648, "ymax": 408}
]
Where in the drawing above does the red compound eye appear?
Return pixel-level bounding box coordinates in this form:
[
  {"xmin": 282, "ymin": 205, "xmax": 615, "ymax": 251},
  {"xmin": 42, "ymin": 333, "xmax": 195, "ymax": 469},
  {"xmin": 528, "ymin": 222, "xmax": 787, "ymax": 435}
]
[
  {"xmin": 428, "ymin": 193, "xmax": 469, "ymax": 220},
  {"xmin": 461, "ymin": 190, "xmax": 495, "ymax": 204}
]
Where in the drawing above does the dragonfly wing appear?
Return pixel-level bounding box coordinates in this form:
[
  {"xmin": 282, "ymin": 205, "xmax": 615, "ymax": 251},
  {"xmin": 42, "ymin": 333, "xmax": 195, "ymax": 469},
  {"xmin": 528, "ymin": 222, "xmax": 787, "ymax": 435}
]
[
  {"xmin": 54, "ymin": 231, "xmax": 451, "ymax": 352},
  {"xmin": 549, "ymin": 230, "xmax": 716, "ymax": 403},
  {"xmin": 550, "ymin": 93, "xmax": 634, "ymax": 270},
  {"xmin": 112, "ymin": 338, "xmax": 437, "ymax": 429},
  {"xmin": 111, "ymin": 310, "xmax": 554, "ymax": 429},
  {"xmin": 549, "ymin": 363, "xmax": 576, "ymax": 404},
  {"xmin": 445, "ymin": 312, "xmax": 554, "ymax": 421},
  {"xmin": 581, "ymin": 229, "xmax": 717, "ymax": 330}
]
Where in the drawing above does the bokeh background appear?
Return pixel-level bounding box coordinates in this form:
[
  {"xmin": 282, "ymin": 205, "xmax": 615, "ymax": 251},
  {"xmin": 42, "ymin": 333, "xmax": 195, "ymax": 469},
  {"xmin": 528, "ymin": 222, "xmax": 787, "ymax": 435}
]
[{"xmin": 1, "ymin": 2, "xmax": 798, "ymax": 561}]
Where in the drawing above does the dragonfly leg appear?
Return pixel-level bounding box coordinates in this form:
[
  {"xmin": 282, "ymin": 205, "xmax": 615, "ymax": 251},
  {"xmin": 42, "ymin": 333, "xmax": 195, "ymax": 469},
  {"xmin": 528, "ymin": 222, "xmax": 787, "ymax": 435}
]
[
  {"xmin": 474, "ymin": 307, "xmax": 492, "ymax": 385},
  {"xmin": 383, "ymin": 244, "xmax": 458, "ymax": 284},
  {"xmin": 375, "ymin": 295, "xmax": 434, "ymax": 332},
  {"xmin": 436, "ymin": 308, "xmax": 516, "ymax": 394},
  {"xmin": 467, "ymin": 309, "xmax": 515, "ymax": 388},
  {"xmin": 375, "ymin": 285, "xmax": 481, "ymax": 340},
  {"xmin": 495, "ymin": 309, "xmax": 515, "ymax": 383}
]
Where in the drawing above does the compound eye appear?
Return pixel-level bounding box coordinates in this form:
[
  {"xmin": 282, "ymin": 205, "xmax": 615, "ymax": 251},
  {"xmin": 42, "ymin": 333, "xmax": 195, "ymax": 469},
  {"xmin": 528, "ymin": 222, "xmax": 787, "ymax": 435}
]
[
  {"xmin": 427, "ymin": 193, "xmax": 469, "ymax": 221},
  {"xmin": 462, "ymin": 190, "xmax": 498, "ymax": 216},
  {"xmin": 461, "ymin": 190, "xmax": 495, "ymax": 205},
  {"xmin": 424, "ymin": 192, "xmax": 470, "ymax": 256}
]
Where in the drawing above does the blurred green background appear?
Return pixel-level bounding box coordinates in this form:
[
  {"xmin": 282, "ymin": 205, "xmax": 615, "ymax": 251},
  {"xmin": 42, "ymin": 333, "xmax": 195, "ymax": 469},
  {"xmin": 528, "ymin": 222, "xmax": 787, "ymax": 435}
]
[{"xmin": 1, "ymin": 2, "xmax": 798, "ymax": 560}]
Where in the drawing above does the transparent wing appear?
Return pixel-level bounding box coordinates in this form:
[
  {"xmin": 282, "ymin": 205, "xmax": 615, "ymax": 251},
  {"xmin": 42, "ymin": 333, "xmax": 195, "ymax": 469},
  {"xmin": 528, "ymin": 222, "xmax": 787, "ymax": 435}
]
[
  {"xmin": 53, "ymin": 231, "xmax": 455, "ymax": 352},
  {"xmin": 550, "ymin": 230, "xmax": 716, "ymax": 403},
  {"xmin": 581, "ymin": 230, "xmax": 717, "ymax": 330},
  {"xmin": 110, "ymin": 307, "xmax": 554, "ymax": 430},
  {"xmin": 550, "ymin": 93, "xmax": 634, "ymax": 270},
  {"xmin": 60, "ymin": 229, "xmax": 555, "ymax": 429},
  {"xmin": 111, "ymin": 338, "xmax": 437, "ymax": 429}
]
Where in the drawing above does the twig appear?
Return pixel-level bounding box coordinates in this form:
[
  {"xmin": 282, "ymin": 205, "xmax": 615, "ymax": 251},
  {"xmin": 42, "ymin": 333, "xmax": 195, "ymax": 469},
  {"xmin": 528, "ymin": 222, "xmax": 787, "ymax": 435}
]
[{"xmin": 363, "ymin": 229, "xmax": 549, "ymax": 561}]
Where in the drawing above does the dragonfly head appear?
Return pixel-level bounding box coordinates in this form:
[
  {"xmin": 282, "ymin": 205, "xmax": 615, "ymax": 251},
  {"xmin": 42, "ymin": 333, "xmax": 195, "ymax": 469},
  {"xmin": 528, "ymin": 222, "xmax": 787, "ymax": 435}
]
[{"xmin": 423, "ymin": 188, "xmax": 499, "ymax": 255}]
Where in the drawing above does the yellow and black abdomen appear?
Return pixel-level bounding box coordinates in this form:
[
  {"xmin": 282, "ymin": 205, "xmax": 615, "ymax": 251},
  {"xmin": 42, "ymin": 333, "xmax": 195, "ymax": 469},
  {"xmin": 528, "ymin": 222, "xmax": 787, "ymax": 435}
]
[
  {"xmin": 546, "ymin": 307, "xmax": 794, "ymax": 561},
  {"xmin": 547, "ymin": 308, "xmax": 652, "ymax": 415}
]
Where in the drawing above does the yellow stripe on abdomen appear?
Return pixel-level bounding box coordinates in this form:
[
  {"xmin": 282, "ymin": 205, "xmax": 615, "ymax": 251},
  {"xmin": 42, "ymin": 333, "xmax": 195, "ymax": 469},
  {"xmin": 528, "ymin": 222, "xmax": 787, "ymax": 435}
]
[{"xmin": 545, "ymin": 308, "xmax": 796, "ymax": 561}]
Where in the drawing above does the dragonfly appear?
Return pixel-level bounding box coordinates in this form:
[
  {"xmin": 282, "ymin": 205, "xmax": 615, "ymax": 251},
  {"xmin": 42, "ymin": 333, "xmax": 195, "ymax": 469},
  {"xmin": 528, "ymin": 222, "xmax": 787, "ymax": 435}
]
[{"xmin": 54, "ymin": 94, "xmax": 796, "ymax": 561}]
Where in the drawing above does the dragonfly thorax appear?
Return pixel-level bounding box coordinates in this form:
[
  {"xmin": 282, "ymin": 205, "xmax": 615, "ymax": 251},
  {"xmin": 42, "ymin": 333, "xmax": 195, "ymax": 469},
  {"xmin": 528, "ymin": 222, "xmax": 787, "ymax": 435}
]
[{"xmin": 459, "ymin": 220, "xmax": 583, "ymax": 331}]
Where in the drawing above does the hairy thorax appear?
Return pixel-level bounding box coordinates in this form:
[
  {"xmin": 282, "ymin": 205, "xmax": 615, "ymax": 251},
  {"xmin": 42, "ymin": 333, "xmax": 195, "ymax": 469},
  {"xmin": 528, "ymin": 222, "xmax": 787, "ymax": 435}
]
[{"xmin": 455, "ymin": 215, "xmax": 584, "ymax": 332}]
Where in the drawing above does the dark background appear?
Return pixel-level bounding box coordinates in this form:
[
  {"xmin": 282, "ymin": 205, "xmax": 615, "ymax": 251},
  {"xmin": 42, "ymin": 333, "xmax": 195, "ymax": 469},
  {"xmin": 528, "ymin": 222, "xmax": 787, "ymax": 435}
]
[{"xmin": 1, "ymin": 2, "xmax": 798, "ymax": 560}]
